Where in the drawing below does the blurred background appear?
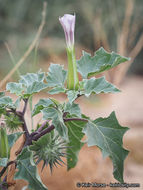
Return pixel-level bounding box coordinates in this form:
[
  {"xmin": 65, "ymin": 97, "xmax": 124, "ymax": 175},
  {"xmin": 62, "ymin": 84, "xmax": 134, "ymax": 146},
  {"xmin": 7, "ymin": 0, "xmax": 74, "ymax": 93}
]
[{"xmin": 0, "ymin": 0, "xmax": 143, "ymax": 189}]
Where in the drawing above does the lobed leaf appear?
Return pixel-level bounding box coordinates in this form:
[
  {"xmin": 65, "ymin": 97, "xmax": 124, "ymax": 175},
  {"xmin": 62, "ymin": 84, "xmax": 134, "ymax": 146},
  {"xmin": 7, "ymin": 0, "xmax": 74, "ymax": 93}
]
[
  {"xmin": 6, "ymin": 72, "xmax": 48, "ymax": 97},
  {"xmin": 0, "ymin": 96, "xmax": 15, "ymax": 109},
  {"xmin": 81, "ymin": 76, "xmax": 120, "ymax": 97},
  {"xmin": 77, "ymin": 47, "xmax": 130, "ymax": 79},
  {"xmin": 46, "ymin": 64, "xmax": 67, "ymax": 88},
  {"xmin": 65, "ymin": 118, "xmax": 87, "ymax": 170},
  {"xmin": 14, "ymin": 97, "xmax": 21, "ymax": 109},
  {"xmin": 25, "ymin": 81, "xmax": 48, "ymax": 96},
  {"xmin": 8, "ymin": 132, "xmax": 23, "ymax": 148},
  {"xmin": 42, "ymin": 107, "xmax": 68, "ymax": 141},
  {"xmin": 6, "ymin": 82, "xmax": 23, "ymax": 96},
  {"xmin": 48, "ymin": 86, "xmax": 65, "ymax": 95},
  {"xmin": 32, "ymin": 98, "xmax": 53, "ymax": 117},
  {"xmin": 14, "ymin": 147, "xmax": 48, "ymax": 190},
  {"xmin": 66, "ymin": 90, "xmax": 80, "ymax": 104},
  {"xmin": 20, "ymin": 72, "xmax": 48, "ymax": 97},
  {"xmin": 64, "ymin": 102, "xmax": 81, "ymax": 117},
  {"xmin": 83, "ymin": 112, "xmax": 129, "ymax": 182},
  {"xmin": 19, "ymin": 72, "xmax": 45, "ymax": 85}
]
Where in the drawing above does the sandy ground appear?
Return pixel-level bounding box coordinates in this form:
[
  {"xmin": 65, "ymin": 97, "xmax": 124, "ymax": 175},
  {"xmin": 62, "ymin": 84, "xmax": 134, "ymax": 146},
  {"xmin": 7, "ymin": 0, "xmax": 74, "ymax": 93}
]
[{"xmin": 2, "ymin": 75, "xmax": 143, "ymax": 190}]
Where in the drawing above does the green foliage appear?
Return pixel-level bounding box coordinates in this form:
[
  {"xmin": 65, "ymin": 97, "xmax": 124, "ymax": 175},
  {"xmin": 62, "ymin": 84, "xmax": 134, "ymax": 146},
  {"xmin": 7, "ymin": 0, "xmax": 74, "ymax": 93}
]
[
  {"xmin": 0, "ymin": 92, "xmax": 5, "ymax": 98},
  {"xmin": 8, "ymin": 132, "xmax": 23, "ymax": 148},
  {"xmin": 14, "ymin": 97, "xmax": 21, "ymax": 109},
  {"xmin": 48, "ymin": 87, "xmax": 65, "ymax": 95},
  {"xmin": 66, "ymin": 90, "xmax": 79, "ymax": 104},
  {"xmin": 65, "ymin": 118, "xmax": 87, "ymax": 170},
  {"xmin": 6, "ymin": 82, "xmax": 23, "ymax": 96},
  {"xmin": 83, "ymin": 112, "xmax": 129, "ymax": 182},
  {"xmin": 0, "ymin": 24, "xmax": 130, "ymax": 187},
  {"xmin": 46, "ymin": 64, "xmax": 67, "ymax": 88},
  {"xmin": 0, "ymin": 107, "xmax": 5, "ymax": 117},
  {"xmin": 42, "ymin": 107, "xmax": 68, "ymax": 141},
  {"xmin": 0, "ymin": 96, "xmax": 15, "ymax": 110},
  {"xmin": 14, "ymin": 147, "xmax": 48, "ymax": 190},
  {"xmin": 81, "ymin": 76, "xmax": 120, "ymax": 97},
  {"xmin": 77, "ymin": 48, "xmax": 129, "ymax": 79},
  {"xmin": 30, "ymin": 132, "xmax": 67, "ymax": 172},
  {"xmin": 0, "ymin": 158, "xmax": 9, "ymax": 167},
  {"xmin": 64, "ymin": 102, "xmax": 81, "ymax": 117},
  {"xmin": 46, "ymin": 64, "xmax": 67, "ymax": 95},
  {"xmin": 6, "ymin": 71, "xmax": 48, "ymax": 98},
  {"xmin": 32, "ymin": 98, "xmax": 53, "ymax": 117},
  {"xmin": 0, "ymin": 95, "xmax": 15, "ymax": 116}
]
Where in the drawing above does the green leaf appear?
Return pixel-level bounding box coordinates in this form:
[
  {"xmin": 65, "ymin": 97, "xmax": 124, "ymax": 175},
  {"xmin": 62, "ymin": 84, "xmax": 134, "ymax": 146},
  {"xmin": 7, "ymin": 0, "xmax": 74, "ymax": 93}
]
[
  {"xmin": 77, "ymin": 47, "xmax": 130, "ymax": 79},
  {"xmin": 49, "ymin": 98, "xmax": 60, "ymax": 106},
  {"xmin": 0, "ymin": 107, "xmax": 5, "ymax": 117},
  {"xmin": 25, "ymin": 81, "xmax": 48, "ymax": 95},
  {"xmin": 64, "ymin": 102, "xmax": 81, "ymax": 117},
  {"xmin": 0, "ymin": 92, "xmax": 5, "ymax": 98},
  {"xmin": 46, "ymin": 64, "xmax": 67, "ymax": 87},
  {"xmin": 82, "ymin": 77, "xmax": 120, "ymax": 97},
  {"xmin": 19, "ymin": 72, "xmax": 48, "ymax": 97},
  {"xmin": 14, "ymin": 97, "xmax": 21, "ymax": 108},
  {"xmin": 32, "ymin": 98, "xmax": 53, "ymax": 117},
  {"xmin": 0, "ymin": 96, "xmax": 15, "ymax": 109},
  {"xmin": 6, "ymin": 72, "xmax": 48, "ymax": 97},
  {"xmin": 14, "ymin": 147, "xmax": 48, "ymax": 190},
  {"xmin": 83, "ymin": 112, "xmax": 129, "ymax": 182},
  {"xmin": 0, "ymin": 158, "xmax": 8, "ymax": 167},
  {"xmin": 48, "ymin": 86, "xmax": 65, "ymax": 95},
  {"xmin": 8, "ymin": 132, "xmax": 23, "ymax": 148},
  {"xmin": 67, "ymin": 90, "xmax": 79, "ymax": 104},
  {"xmin": 6, "ymin": 82, "xmax": 23, "ymax": 96},
  {"xmin": 30, "ymin": 134, "xmax": 51, "ymax": 152},
  {"xmin": 42, "ymin": 107, "xmax": 68, "ymax": 141},
  {"xmin": 20, "ymin": 72, "xmax": 45, "ymax": 85},
  {"xmin": 65, "ymin": 118, "xmax": 87, "ymax": 170}
]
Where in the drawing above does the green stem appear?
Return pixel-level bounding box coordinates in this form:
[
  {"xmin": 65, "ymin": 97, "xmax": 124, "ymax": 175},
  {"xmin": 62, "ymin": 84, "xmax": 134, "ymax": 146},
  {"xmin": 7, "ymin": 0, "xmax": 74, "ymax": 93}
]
[{"xmin": 66, "ymin": 47, "xmax": 79, "ymax": 90}]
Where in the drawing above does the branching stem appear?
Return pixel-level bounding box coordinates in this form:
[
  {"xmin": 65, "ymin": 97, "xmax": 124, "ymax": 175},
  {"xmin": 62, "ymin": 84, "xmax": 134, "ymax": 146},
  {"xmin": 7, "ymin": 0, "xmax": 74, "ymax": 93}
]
[
  {"xmin": 22, "ymin": 99, "xmax": 28, "ymax": 115},
  {"xmin": 16, "ymin": 99, "xmax": 30, "ymax": 139},
  {"xmin": 32, "ymin": 125, "xmax": 55, "ymax": 142},
  {"xmin": 28, "ymin": 116, "xmax": 88, "ymax": 144},
  {"xmin": 64, "ymin": 117, "xmax": 88, "ymax": 122},
  {"xmin": 37, "ymin": 120, "xmax": 50, "ymax": 133},
  {"xmin": 0, "ymin": 161, "xmax": 16, "ymax": 178}
]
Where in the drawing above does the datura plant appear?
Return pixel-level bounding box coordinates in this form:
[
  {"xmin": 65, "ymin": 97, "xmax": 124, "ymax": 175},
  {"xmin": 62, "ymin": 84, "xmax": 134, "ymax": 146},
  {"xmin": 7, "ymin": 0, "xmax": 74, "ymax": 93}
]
[{"xmin": 0, "ymin": 14, "xmax": 130, "ymax": 189}]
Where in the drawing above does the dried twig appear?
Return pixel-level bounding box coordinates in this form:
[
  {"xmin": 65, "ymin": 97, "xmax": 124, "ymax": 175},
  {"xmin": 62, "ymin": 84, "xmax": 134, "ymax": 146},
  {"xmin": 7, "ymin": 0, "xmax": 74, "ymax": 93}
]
[
  {"xmin": 114, "ymin": 33, "xmax": 143, "ymax": 85},
  {"xmin": 4, "ymin": 42, "xmax": 20, "ymax": 76},
  {"xmin": 117, "ymin": 0, "xmax": 134, "ymax": 55},
  {"xmin": 0, "ymin": 2, "xmax": 47, "ymax": 89}
]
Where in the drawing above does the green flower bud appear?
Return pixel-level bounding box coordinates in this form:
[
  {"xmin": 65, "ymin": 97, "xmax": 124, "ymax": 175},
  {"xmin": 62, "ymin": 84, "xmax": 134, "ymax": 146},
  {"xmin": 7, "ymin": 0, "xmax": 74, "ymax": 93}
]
[
  {"xmin": 59, "ymin": 14, "xmax": 79, "ymax": 90},
  {"xmin": 0, "ymin": 126, "xmax": 10, "ymax": 158}
]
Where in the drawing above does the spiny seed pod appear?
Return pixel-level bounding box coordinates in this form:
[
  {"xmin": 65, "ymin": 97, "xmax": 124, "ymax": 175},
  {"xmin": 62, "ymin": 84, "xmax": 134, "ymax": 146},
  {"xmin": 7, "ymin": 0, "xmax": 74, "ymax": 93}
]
[
  {"xmin": 0, "ymin": 125, "xmax": 10, "ymax": 158},
  {"xmin": 30, "ymin": 132, "xmax": 67, "ymax": 172},
  {"xmin": 5, "ymin": 113, "xmax": 22, "ymax": 132}
]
